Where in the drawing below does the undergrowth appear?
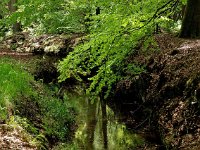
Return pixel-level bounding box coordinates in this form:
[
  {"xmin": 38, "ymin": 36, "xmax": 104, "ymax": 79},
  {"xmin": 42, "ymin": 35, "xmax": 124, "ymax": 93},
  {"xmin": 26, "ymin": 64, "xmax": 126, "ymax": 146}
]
[{"xmin": 0, "ymin": 57, "xmax": 76, "ymax": 148}]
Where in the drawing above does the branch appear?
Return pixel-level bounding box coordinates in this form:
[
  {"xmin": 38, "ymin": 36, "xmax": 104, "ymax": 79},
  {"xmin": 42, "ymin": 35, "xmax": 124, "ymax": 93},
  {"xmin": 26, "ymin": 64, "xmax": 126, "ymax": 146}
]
[{"xmin": 130, "ymin": 0, "xmax": 180, "ymax": 31}]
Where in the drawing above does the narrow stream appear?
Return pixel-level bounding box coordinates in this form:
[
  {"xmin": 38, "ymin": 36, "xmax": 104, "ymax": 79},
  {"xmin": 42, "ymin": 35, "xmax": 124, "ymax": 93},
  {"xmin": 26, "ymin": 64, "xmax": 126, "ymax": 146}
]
[{"xmin": 73, "ymin": 97, "xmax": 144, "ymax": 150}]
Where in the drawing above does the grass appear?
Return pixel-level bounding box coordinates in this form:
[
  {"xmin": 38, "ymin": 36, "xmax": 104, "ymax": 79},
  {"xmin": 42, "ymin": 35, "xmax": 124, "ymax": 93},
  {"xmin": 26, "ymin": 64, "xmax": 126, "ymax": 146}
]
[
  {"xmin": 0, "ymin": 57, "xmax": 76, "ymax": 148},
  {"xmin": 0, "ymin": 57, "xmax": 33, "ymax": 120}
]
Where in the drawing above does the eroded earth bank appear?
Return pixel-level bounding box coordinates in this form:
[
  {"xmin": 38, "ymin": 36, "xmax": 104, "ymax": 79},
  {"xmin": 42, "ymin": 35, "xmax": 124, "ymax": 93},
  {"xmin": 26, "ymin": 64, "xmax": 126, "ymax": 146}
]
[{"xmin": 112, "ymin": 34, "xmax": 200, "ymax": 149}]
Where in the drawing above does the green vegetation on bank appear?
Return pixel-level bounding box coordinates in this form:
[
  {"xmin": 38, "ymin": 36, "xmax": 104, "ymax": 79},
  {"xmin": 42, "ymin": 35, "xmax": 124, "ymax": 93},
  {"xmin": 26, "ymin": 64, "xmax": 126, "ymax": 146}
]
[{"xmin": 0, "ymin": 57, "xmax": 76, "ymax": 148}]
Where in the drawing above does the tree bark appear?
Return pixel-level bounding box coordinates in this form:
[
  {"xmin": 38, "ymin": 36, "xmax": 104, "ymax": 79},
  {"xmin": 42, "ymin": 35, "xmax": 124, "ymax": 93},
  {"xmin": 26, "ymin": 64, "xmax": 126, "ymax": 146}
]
[
  {"xmin": 8, "ymin": 0, "xmax": 21, "ymax": 33},
  {"xmin": 179, "ymin": 0, "xmax": 200, "ymax": 38}
]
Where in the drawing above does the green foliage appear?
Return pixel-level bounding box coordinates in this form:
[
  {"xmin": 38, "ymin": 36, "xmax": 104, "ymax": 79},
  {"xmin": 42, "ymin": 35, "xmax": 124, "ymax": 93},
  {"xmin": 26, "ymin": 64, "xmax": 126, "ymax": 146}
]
[
  {"xmin": 181, "ymin": 0, "xmax": 187, "ymax": 5},
  {"xmin": 1, "ymin": 0, "xmax": 183, "ymax": 99},
  {"xmin": 3, "ymin": 0, "xmax": 89, "ymax": 34},
  {"xmin": 52, "ymin": 142, "xmax": 79, "ymax": 150},
  {"xmin": 7, "ymin": 115, "xmax": 48, "ymax": 149},
  {"xmin": 11, "ymin": 115, "xmax": 38, "ymax": 134},
  {"xmin": 0, "ymin": 18, "xmax": 7, "ymax": 39},
  {"xmin": 0, "ymin": 0, "xmax": 11, "ymax": 37},
  {"xmin": 0, "ymin": 58, "xmax": 33, "ymax": 120},
  {"xmin": 0, "ymin": 57, "xmax": 76, "ymax": 147},
  {"xmin": 1, "ymin": 0, "xmax": 182, "ymax": 35},
  {"xmin": 58, "ymin": 0, "xmax": 178, "ymax": 98},
  {"xmin": 41, "ymin": 93, "xmax": 74, "ymax": 141}
]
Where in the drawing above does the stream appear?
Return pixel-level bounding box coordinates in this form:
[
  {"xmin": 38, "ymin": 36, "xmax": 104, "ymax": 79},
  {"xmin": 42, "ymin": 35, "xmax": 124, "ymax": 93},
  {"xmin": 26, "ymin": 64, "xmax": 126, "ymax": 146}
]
[{"xmin": 72, "ymin": 97, "xmax": 144, "ymax": 150}]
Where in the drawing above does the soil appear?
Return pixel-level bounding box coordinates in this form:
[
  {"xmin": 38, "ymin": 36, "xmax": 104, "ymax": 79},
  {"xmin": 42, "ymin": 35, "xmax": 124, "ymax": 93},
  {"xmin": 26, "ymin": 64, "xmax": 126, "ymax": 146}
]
[
  {"xmin": 112, "ymin": 33, "xmax": 200, "ymax": 149},
  {"xmin": 0, "ymin": 124, "xmax": 36, "ymax": 150},
  {"xmin": 0, "ymin": 51, "xmax": 33, "ymax": 61},
  {"xmin": 146, "ymin": 34, "xmax": 200, "ymax": 149}
]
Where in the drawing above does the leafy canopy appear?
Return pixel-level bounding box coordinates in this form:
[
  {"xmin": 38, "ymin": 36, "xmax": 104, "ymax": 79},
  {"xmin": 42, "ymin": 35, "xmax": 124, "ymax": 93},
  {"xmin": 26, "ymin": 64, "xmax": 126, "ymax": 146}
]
[
  {"xmin": 0, "ymin": 0, "xmax": 182, "ymax": 98},
  {"xmin": 58, "ymin": 0, "xmax": 180, "ymax": 98},
  {"xmin": 0, "ymin": 0, "xmax": 88, "ymax": 34}
]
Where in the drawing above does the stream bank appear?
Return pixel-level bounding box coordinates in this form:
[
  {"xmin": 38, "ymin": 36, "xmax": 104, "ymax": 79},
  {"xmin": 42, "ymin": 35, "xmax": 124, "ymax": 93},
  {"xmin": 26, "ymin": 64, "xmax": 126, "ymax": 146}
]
[
  {"xmin": 110, "ymin": 34, "xmax": 200, "ymax": 149},
  {"xmin": 1, "ymin": 33, "xmax": 200, "ymax": 149}
]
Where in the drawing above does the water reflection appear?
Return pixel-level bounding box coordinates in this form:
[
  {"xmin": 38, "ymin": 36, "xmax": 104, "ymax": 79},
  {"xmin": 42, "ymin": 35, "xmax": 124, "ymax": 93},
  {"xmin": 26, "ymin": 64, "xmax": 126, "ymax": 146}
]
[
  {"xmin": 74, "ymin": 97, "xmax": 144, "ymax": 150},
  {"xmin": 101, "ymin": 99, "xmax": 108, "ymax": 149},
  {"xmin": 85, "ymin": 100, "xmax": 97, "ymax": 150}
]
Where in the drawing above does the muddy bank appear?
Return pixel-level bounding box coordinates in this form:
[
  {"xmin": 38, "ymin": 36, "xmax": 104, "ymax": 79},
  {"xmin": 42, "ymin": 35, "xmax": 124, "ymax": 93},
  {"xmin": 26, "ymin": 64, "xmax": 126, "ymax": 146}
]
[{"xmin": 111, "ymin": 34, "xmax": 200, "ymax": 149}]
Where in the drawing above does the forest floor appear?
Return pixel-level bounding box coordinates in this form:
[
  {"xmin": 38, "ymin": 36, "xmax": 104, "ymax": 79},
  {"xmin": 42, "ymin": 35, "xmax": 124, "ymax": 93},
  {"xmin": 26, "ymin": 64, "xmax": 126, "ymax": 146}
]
[
  {"xmin": 1, "ymin": 33, "xmax": 200, "ymax": 149},
  {"xmin": 0, "ymin": 124, "xmax": 37, "ymax": 150}
]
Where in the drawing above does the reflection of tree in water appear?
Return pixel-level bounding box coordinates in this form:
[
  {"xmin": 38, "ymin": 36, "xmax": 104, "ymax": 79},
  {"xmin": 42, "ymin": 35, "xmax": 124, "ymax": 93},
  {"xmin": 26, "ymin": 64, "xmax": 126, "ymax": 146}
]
[
  {"xmin": 80, "ymin": 97, "xmax": 143, "ymax": 150},
  {"xmin": 86, "ymin": 99, "xmax": 97, "ymax": 150},
  {"xmin": 85, "ymin": 97, "xmax": 108, "ymax": 150},
  {"xmin": 101, "ymin": 98, "xmax": 108, "ymax": 149}
]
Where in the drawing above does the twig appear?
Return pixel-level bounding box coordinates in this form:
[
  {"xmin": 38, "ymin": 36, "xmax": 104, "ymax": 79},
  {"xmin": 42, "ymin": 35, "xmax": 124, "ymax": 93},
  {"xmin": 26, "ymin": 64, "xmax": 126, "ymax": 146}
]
[{"xmin": 130, "ymin": 0, "xmax": 180, "ymax": 31}]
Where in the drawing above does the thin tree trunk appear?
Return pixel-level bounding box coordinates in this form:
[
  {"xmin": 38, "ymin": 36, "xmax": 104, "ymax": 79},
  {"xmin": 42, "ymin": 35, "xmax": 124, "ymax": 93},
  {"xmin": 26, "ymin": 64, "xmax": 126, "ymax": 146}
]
[
  {"xmin": 179, "ymin": 0, "xmax": 200, "ymax": 38},
  {"xmin": 8, "ymin": 0, "xmax": 21, "ymax": 33}
]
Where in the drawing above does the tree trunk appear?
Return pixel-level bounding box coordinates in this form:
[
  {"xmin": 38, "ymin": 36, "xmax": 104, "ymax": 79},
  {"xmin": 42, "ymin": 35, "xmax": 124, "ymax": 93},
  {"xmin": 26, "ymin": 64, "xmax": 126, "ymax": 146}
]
[
  {"xmin": 8, "ymin": 0, "xmax": 21, "ymax": 33},
  {"xmin": 179, "ymin": 0, "xmax": 200, "ymax": 38}
]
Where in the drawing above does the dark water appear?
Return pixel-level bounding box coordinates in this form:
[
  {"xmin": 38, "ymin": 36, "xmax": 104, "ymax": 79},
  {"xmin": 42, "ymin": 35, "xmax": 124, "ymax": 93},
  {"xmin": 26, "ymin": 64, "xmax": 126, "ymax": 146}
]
[{"xmin": 73, "ymin": 97, "xmax": 144, "ymax": 150}]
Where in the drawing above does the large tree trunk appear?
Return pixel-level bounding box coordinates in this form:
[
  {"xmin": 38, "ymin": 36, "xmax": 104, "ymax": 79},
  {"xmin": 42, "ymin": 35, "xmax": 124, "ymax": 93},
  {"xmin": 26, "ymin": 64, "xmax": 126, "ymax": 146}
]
[
  {"xmin": 179, "ymin": 0, "xmax": 200, "ymax": 38},
  {"xmin": 8, "ymin": 0, "xmax": 21, "ymax": 33}
]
